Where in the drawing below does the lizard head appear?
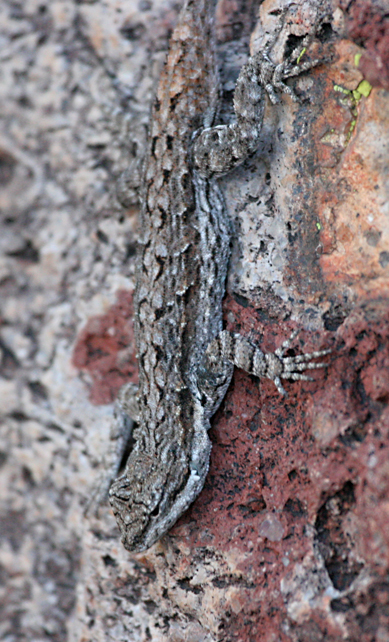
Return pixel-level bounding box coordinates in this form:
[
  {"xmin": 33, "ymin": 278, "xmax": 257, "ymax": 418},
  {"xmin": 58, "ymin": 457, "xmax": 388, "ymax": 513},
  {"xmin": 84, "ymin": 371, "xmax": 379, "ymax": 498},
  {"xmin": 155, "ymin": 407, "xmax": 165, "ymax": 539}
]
[
  {"xmin": 108, "ymin": 448, "xmax": 166, "ymax": 552},
  {"xmin": 108, "ymin": 434, "xmax": 211, "ymax": 552}
]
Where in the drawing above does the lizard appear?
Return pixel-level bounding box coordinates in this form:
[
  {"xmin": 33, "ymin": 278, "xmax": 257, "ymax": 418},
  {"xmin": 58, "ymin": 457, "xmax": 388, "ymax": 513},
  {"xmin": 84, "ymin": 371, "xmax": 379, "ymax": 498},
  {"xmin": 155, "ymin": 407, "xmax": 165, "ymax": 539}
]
[{"xmin": 102, "ymin": 0, "xmax": 330, "ymax": 552}]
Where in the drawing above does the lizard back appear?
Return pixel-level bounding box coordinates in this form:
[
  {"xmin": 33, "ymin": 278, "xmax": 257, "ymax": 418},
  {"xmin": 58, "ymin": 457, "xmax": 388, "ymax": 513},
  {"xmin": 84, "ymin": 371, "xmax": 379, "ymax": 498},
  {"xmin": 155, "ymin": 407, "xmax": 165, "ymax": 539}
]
[{"xmin": 110, "ymin": 0, "xmax": 233, "ymax": 551}]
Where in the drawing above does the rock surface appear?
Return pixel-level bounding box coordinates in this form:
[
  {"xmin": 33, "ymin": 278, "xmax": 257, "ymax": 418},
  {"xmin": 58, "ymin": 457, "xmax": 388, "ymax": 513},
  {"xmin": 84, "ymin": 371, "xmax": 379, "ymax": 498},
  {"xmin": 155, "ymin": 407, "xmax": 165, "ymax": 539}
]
[{"xmin": 1, "ymin": 0, "xmax": 388, "ymax": 641}]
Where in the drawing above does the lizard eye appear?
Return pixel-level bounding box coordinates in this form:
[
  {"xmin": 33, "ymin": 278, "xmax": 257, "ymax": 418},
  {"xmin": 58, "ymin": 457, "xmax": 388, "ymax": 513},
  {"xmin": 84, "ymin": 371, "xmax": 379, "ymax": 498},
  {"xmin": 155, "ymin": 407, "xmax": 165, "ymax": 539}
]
[{"xmin": 150, "ymin": 503, "xmax": 160, "ymax": 517}]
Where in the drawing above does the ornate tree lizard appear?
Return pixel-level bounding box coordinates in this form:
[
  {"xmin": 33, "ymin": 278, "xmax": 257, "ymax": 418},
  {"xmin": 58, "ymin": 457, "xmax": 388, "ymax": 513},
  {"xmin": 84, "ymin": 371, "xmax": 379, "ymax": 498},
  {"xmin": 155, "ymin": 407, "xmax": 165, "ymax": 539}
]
[{"xmin": 93, "ymin": 0, "xmax": 329, "ymax": 552}]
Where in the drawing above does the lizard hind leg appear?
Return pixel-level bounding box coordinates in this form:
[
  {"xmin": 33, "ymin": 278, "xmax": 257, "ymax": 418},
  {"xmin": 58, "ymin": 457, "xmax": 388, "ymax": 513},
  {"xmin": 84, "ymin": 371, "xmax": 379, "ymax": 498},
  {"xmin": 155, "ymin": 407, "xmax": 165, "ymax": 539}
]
[{"xmin": 253, "ymin": 9, "xmax": 323, "ymax": 104}]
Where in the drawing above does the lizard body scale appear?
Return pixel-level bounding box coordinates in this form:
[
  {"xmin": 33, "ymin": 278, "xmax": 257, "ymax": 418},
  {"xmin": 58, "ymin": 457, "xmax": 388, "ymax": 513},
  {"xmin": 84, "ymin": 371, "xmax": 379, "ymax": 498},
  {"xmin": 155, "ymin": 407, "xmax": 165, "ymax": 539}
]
[{"xmin": 107, "ymin": 0, "xmax": 329, "ymax": 552}]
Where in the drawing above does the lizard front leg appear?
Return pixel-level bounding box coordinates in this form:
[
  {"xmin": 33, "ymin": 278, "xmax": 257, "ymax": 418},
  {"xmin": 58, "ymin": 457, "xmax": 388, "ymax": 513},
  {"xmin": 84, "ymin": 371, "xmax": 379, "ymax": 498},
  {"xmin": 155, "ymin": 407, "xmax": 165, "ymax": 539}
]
[
  {"xmin": 200, "ymin": 330, "xmax": 330, "ymax": 397},
  {"xmin": 85, "ymin": 382, "xmax": 139, "ymax": 515}
]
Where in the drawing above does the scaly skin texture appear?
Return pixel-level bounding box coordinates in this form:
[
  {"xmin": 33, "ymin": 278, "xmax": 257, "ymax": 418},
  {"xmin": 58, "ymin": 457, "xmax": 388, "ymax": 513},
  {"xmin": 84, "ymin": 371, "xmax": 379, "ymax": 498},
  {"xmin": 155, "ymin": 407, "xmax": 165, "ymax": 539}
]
[{"xmin": 107, "ymin": 0, "xmax": 328, "ymax": 552}]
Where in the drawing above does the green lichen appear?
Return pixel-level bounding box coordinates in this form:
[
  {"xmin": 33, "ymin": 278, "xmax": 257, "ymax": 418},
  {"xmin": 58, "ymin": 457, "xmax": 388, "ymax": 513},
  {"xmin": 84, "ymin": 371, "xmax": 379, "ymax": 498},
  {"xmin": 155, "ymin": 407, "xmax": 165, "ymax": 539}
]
[
  {"xmin": 297, "ymin": 47, "xmax": 307, "ymax": 65},
  {"xmin": 356, "ymin": 79, "xmax": 372, "ymax": 98},
  {"xmin": 330, "ymin": 59, "xmax": 372, "ymax": 146},
  {"xmin": 334, "ymin": 84, "xmax": 350, "ymax": 95}
]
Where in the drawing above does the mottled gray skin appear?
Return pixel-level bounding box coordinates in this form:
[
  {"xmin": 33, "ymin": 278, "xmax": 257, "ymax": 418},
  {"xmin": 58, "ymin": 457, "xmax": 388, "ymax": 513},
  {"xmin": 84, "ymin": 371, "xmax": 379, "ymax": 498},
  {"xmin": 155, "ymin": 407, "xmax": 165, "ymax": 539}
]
[{"xmin": 108, "ymin": 0, "xmax": 328, "ymax": 552}]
